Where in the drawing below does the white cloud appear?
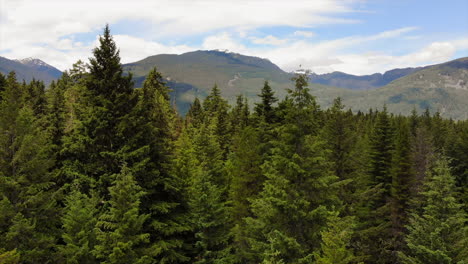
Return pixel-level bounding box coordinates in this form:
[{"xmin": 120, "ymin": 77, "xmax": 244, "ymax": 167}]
[
  {"xmin": 293, "ymin": 31, "xmax": 316, "ymax": 38},
  {"xmin": 114, "ymin": 35, "xmax": 193, "ymax": 63},
  {"xmin": 201, "ymin": 33, "xmax": 249, "ymax": 53},
  {"xmin": 250, "ymin": 35, "xmax": 288, "ymax": 46},
  {"xmin": 0, "ymin": 0, "xmax": 362, "ymax": 71},
  {"xmin": 0, "ymin": 0, "xmax": 466, "ymax": 76}
]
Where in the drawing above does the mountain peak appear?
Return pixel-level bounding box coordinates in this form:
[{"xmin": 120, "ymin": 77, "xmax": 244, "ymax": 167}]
[{"xmin": 16, "ymin": 57, "xmax": 50, "ymax": 67}]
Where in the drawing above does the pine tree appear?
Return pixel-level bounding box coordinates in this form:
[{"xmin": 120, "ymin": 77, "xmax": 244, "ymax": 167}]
[
  {"xmin": 203, "ymin": 85, "xmax": 230, "ymax": 157},
  {"xmin": 178, "ymin": 119, "xmax": 232, "ymax": 262},
  {"xmin": 390, "ymin": 119, "xmax": 414, "ymax": 252},
  {"xmin": 58, "ymin": 186, "xmax": 99, "ymax": 264},
  {"xmin": 230, "ymin": 95, "xmax": 250, "ymax": 134},
  {"xmin": 226, "ymin": 126, "xmax": 264, "ymax": 262},
  {"xmin": 246, "ymin": 73, "xmax": 338, "ymax": 263},
  {"xmin": 0, "ymin": 72, "xmax": 58, "ymax": 263},
  {"xmin": 186, "ymin": 97, "xmax": 203, "ymax": 128},
  {"xmin": 62, "ymin": 24, "xmax": 136, "ymax": 196},
  {"xmin": 255, "ymin": 81, "xmax": 277, "ymax": 124},
  {"xmin": 314, "ymin": 214, "xmax": 360, "ymax": 264},
  {"xmin": 129, "ymin": 68, "xmax": 192, "ymax": 263},
  {"xmin": 399, "ymin": 158, "xmax": 468, "ymax": 263},
  {"xmin": 0, "ymin": 72, "xmax": 6, "ymax": 101},
  {"xmin": 321, "ymin": 97, "xmax": 360, "ymax": 214},
  {"xmin": 360, "ymin": 107, "xmax": 395, "ymax": 263},
  {"xmin": 93, "ymin": 166, "xmax": 151, "ymax": 264}
]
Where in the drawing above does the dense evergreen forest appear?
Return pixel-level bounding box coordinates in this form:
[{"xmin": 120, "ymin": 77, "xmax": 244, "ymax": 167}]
[{"xmin": 0, "ymin": 26, "xmax": 467, "ymax": 264}]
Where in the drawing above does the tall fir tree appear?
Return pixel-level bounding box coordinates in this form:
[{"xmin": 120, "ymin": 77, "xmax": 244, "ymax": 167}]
[
  {"xmin": 225, "ymin": 126, "xmax": 264, "ymax": 262},
  {"xmin": 129, "ymin": 68, "xmax": 192, "ymax": 263},
  {"xmin": 0, "ymin": 72, "xmax": 58, "ymax": 263},
  {"xmin": 314, "ymin": 214, "xmax": 360, "ymax": 264},
  {"xmin": 246, "ymin": 73, "xmax": 338, "ymax": 263},
  {"xmin": 62, "ymin": 24, "xmax": 136, "ymax": 196},
  {"xmin": 57, "ymin": 186, "xmax": 99, "ymax": 264},
  {"xmin": 359, "ymin": 107, "xmax": 395, "ymax": 263},
  {"xmin": 93, "ymin": 166, "xmax": 151, "ymax": 264},
  {"xmin": 390, "ymin": 118, "xmax": 415, "ymax": 254},
  {"xmin": 254, "ymin": 81, "xmax": 278, "ymax": 124},
  {"xmin": 399, "ymin": 157, "xmax": 468, "ymax": 263}
]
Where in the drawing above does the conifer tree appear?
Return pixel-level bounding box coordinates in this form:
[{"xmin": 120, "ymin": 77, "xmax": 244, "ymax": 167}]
[
  {"xmin": 246, "ymin": 73, "xmax": 338, "ymax": 263},
  {"xmin": 93, "ymin": 166, "xmax": 150, "ymax": 264},
  {"xmin": 230, "ymin": 95, "xmax": 250, "ymax": 134},
  {"xmin": 181, "ymin": 120, "xmax": 232, "ymax": 262},
  {"xmin": 58, "ymin": 187, "xmax": 99, "ymax": 264},
  {"xmin": 390, "ymin": 119, "xmax": 414, "ymax": 252},
  {"xmin": 203, "ymin": 85, "xmax": 230, "ymax": 157},
  {"xmin": 314, "ymin": 213, "xmax": 359, "ymax": 264},
  {"xmin": 22, "ymin": 79, "xmax": 47, "ymax": 117},
  {"xmin": 399, "ymin": 158, "xmax": 468, "ymax": 263},
  {"xmin": 226, "ymin": 126, "xmax": 264, "ymax": 262},
  {"xmin": 130, "ymin": 68, "xmax": 192, "ymax": 263},
  {"xmin": 0, "ymin": 72, "xmax": 58, "ymax": 263},
  {"xmin": 186, "ymin": 97, "xmax": 203, "ymax": 128},
  {"xmin": 0, "ymin": 72, "xmax": 6, "ymax": 101},
  {"xmin": 321, "ymin": 97, "xmax": 360, "ymax": 215},
  {"xmin": 62, "ymin": 24, "xmax": 135, "ymax": 196},
  {"xmin": 255, "ymin": 81, "xmax": 277, "ymax": 124},
  {"xmin": 360, "ymin": 107, "xmax": 395, "ymax": 263}
]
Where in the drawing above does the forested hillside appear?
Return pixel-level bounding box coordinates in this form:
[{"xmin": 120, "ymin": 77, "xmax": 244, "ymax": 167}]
[{"xmin": 0, "ymin": 26, "xmax": 467, "ymax": 264}]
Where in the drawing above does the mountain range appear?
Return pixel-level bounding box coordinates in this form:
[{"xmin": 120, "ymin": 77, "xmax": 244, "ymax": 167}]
[
  {"xmin": 1, "ymin": 52, "xmax": 467, "ymax": 119},
  {"xmin": 0, "ymin": 56, "xmax": 62, "ymax": 85}
]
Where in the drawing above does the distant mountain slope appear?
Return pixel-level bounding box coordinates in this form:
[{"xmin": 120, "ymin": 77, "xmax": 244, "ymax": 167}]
[
  {"xmin": 123, "ymin": 50, "xmax": 294, "ymax": 113},
  {"xmin": 125, "ymin": 52, "xmax": 468, "ymax": 119},
  {"xmin": 0, "ymin": 56, "xmax": 62, "ymax": 85},
  {"xmin": 309, "ymin": 67, "xmax": 423, "ymax": 90},
  {"xmin": 339, "ymin": 57, "xmax": 468, "ymax": 119}
]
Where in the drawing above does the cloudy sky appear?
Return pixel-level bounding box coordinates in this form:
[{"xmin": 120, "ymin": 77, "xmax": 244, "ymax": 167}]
[{"xmin": 1, "ymin": 0, "xmax": 467, "ymax": 75}]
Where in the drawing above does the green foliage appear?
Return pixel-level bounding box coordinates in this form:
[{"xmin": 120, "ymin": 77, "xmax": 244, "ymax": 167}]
[
  {"xmin": 0, "ymin": 71, "xmax": 58, "ymax": 263},
  {"xmin": 129, "ymin": 67, "xmax": 192, "ymax": 263},
  {"xmin": 58, "ymin": 187, "xmax": 99, "ymax": 264},
  {"xmin": 314, "ymin": 213, "xmax": 360, "ymax": 264},
  {"xmin": 255, "ymin": 81, "xmax": 278, "ymax": 124},
  {"xmin": 93, "ymin": 166, "xmax": 151, "ymax": 264},
  {"xmin": 399, "ymin": 158, "xmax": 468, "ymax": 264},
  {"xmin": 0, "ymin": 25, "xmax": 467, "ymax": 264},
  {"xmin": 0, "ymin": 248, "xmax": 20, "ymax": 264}
]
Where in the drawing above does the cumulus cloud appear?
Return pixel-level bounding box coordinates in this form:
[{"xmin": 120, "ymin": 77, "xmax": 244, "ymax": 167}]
[
  {"xmin": 0, "ymin": 0, "xmax": 362, "ymax": 70},
  {"xmin": 250, "ymin": 35, "xmax": 289, "ymax": 46},
  {"xmin": 293, "ymin": 31, "xmax": 316, "ymax": 38},
  {"xmin": 0, "ymin": 0, "xmax": 466, "ymax": 75}
]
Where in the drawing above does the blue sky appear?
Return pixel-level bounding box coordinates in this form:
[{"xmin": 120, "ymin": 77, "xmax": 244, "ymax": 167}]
[{"xmin": 0, "ymin": 0, "xmax": 467, "ymax": 74}]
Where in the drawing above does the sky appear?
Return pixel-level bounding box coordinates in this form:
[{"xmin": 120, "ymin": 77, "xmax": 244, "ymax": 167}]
[{"xmin": 0, "ymin": 0, "xmax": 467, "ymax": 75}]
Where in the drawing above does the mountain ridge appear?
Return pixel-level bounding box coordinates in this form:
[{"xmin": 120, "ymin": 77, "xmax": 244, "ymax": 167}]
[{"xmin": 0, "ymin": 56, "xmax": 62, "ymax": 85}]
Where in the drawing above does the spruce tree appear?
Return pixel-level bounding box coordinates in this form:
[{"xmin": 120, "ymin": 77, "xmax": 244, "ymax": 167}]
[
  {"xmin": 360, "ymin": 107, "xmax": 395, "ymax": 263},
  {"xmin": 181, "ymin": 119, "xmax": 232, "ymax": 262},
  {"xmin": 321, "ymin": 97, "xmax": 360, "ymax": 215},
  {"xmin": 0, "ymin": 72, "xmax": 58, "ymax": 263},
  {"xmin": 314, "ymin": 214, "xmax": 360, "ymax": 264},
  {"xmin": 226, "ymin": 126, "xmax": 264, "ymax": 262},
  {"xmin": 399, "ymin": 158, "xmax": 468, "ymax": 263},
  {"xmin": 58, "ymin": 187, "xmax": 99, "ymax": 264},
  {"xmin": 390, "ymin": 119, "xmax": 414, "ymax": 252},
  {"xmin": 203, "ymin": 85, "xmax": 230, "ymax": 157},
  {"xmin": 254, "ymin": 81, "xmax": 277, "ymax": 124},
  {"xmin": 0, "ymin": 72, "xmax": 6, "ymax": 101},
  {"xmin": 246, "ymin": 73, "xmax": 338, "ymax": 263},
  {"xmin": 129, "ymin": 68, "xmax": 192, "ymax": 263},
  {"xmin": 62, "ymin": 24, "xmax": 135, "ymax": 196},
  {"xmin": 93, "ymin": 166, "xmax": 150, "ymax": 264}
]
